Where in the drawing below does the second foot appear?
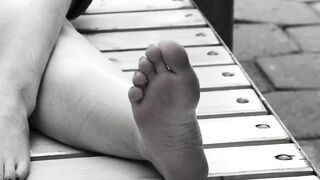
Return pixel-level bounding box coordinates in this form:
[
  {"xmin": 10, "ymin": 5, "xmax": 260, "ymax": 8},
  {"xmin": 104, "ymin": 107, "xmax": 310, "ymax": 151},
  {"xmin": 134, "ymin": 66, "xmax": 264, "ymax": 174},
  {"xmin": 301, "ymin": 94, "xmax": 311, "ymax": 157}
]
[
  {"xmin": 0, "ymin": 112, "xmax": 30, "ymax": 180},
  {"xmin": 128, "ymin": 41, "xmax": 208, "ymax": 180}
]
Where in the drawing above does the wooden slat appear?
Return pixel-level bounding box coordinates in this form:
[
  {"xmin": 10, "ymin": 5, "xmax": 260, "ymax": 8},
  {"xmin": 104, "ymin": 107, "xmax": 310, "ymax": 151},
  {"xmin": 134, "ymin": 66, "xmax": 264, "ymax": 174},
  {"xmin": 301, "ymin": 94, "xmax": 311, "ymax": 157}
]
[
  {"xmin": 249, "ymin": 176, "xmax": 320, "ymax": 180},
  {"xmin": 199, "ymin": 115, "xmax": 290, "ymax": 148},
  {"xmin": 84, "ymin": 28, "xmax": 219, "ymax": 51},
  {"xmin": 30, "ymin": 115, "xmax": 288, "ymax": 160},
  {"xmin": 104, "ymin": 46, "xmax": 234, "ymax": 71},
  {"xmin": 73, "ymin": 9, "xmax": 206, "ymax": 32},
  {"xmin": 207, "ymin": 144, "xmax": 313, "ymax": 179},
  {"xmin": 197, "ymin": 89, "xmax": 267, "ymax": 118},
  {"xmin": 125, "ymin": 65, "xmax": 250, "ymax": 91},
  {"xmin": 195, "ymin": 65, "xmax": 250, "ymax": 90},
  {"xmin": 30, "ymin": 131, "xmax": 88, "ymax": 160},
  {"xmin": 28, "ymin": 156, "xmax": 160, "ymax": 180},
  {"xmin": 28, "ymin": 144, "xmax": 312, "ymax": 180},
  {"xmin": 86, "ymin": 0, "xmax": 193, "ymax": 14}
]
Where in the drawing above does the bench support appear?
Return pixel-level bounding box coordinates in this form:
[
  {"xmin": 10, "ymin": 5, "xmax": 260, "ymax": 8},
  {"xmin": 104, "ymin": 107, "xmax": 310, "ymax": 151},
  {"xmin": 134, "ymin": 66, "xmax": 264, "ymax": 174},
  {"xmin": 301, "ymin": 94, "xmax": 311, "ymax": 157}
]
[{"xmin": 193, "ymin": 0, "xmax": 234, "ymax": 50}]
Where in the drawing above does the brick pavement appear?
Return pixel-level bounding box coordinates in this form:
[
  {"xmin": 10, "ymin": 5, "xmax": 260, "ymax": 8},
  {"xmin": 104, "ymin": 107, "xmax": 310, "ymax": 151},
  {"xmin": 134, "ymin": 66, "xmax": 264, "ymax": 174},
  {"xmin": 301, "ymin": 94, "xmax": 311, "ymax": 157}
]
[{"xmin": 234, "ymin": 0, "xmax": 320, "ymax": 170}]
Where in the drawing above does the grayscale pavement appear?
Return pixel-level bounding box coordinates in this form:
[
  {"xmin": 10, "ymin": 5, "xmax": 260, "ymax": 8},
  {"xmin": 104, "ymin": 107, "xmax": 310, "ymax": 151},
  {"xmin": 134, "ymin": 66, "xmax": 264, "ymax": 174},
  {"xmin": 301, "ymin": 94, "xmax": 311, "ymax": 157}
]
[{"xmin": 234, "ymin": 0, "xmax": 320, "ymax": 170}]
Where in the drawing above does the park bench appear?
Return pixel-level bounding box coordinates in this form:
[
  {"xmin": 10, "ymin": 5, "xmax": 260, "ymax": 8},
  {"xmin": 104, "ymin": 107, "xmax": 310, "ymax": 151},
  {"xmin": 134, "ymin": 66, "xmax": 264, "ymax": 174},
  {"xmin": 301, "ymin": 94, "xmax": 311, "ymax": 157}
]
[{"xmin": 28, "ymin": 0, "xmax": 320, "ymax": 179}]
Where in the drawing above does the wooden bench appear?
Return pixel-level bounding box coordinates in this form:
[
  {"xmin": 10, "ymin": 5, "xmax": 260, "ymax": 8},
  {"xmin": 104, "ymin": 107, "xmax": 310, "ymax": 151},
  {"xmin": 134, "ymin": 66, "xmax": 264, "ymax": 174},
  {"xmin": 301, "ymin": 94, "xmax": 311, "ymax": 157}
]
[{"xmin": 28, "ymin": 0, "xmax": 320, "ymax": 179}]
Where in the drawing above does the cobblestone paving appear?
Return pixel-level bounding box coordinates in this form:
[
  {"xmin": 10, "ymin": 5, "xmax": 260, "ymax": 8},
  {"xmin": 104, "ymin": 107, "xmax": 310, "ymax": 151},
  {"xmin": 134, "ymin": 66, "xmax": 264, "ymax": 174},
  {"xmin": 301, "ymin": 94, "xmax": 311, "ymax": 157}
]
[{"xmin": 234, "ymin": 0, "xmax": 320, "ymax": 170}]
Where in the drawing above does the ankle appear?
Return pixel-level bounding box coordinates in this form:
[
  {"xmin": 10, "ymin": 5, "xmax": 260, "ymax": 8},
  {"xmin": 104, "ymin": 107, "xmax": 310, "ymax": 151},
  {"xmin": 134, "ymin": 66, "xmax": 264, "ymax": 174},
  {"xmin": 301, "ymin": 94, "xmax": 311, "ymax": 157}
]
[{"xmin": 0, "ymin": 75, "xmax": 37, "ymax": 116}]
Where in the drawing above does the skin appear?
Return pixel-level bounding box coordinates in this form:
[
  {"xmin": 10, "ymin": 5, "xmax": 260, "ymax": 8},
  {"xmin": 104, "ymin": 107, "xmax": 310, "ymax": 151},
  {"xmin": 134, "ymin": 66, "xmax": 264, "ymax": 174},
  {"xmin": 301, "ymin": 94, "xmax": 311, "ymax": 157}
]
[
  {"xmin": 0, "ymin": 1, "xmax": 208, "ymax": 179},
  {"xmin": 0, "ymin": 0, "xmax": 77, "ymax": 179},
  {"xmin": 31, "ymin": 22, "xmax": 208, "ymax": 179},
  {"xmin": 129, "ymin": 41, "xmax": 209, "ymax": 180}
]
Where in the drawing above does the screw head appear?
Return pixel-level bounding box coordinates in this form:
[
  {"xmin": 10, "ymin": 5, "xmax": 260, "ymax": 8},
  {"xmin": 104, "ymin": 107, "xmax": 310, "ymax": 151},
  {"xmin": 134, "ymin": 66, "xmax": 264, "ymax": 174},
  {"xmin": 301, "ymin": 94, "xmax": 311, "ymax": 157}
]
[
  {"xmin": 207, "ymin": 51, "xmax": 219, "ymax": 56},
  {"xmin": 108, "ymin": 57, "xmax": 118, "ymax": 62},
  {"xmin": 222, "ymin": 72, "xmax": 235, "ymax": 77},
  {"xmin": 185, "ymin": 13, "xmax": 193, "ymax": 17},
  {"xmin": 256, "ymin": 124, "xmax": 271, "ymax": 129},
  {"xmin": 275, "ymin": 154, "xmax": 294, "ymax": 160},
  {"xmin": 196, "ymin": 32, "xmax": 206, "ymax": 37},
  {"xmin": 237, "ymin": 98, "xmax": 249, "ymax": 104}
]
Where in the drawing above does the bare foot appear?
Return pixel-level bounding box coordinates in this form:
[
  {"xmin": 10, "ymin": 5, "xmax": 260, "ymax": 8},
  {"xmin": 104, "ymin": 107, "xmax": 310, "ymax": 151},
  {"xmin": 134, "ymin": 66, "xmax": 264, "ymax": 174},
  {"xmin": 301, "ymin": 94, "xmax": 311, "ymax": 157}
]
[
  {"xmin": 128, "ymin": 41, "xmax": 208, "ymax": 180},
  {"xmin": 0, "ymin": 106, "xmax": 30, "ymax": 180}
]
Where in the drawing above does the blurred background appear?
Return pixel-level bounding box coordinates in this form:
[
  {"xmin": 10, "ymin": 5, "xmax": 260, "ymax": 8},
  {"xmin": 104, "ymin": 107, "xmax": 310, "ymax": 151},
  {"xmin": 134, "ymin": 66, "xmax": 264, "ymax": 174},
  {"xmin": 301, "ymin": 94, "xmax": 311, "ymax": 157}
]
[{"xmin": 233, "ymin": 0, "xmax": 320, "ymax": 169}]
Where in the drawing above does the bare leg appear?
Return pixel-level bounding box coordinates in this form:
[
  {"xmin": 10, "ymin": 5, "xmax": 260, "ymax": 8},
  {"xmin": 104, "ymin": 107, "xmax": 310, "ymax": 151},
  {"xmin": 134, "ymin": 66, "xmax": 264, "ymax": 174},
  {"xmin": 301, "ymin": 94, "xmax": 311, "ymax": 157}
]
[
  {"xmin": 30, "ymin": 21, "xmax": 143, "ymax": 159},
  {"xmin": 31, "ymin": 21, "xmax": 208, "ymax": 180},
  {"xmin": 0, "ymin": 2, "xmax": 74, "ymax": 180}
]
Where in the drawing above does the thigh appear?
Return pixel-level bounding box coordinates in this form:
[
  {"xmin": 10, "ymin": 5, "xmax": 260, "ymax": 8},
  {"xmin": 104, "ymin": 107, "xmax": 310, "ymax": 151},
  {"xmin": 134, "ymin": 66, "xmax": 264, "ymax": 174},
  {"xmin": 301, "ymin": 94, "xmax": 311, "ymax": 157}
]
[{"xmin": 30, "ymin": 21, "xmax": 142, "ymax": 159}]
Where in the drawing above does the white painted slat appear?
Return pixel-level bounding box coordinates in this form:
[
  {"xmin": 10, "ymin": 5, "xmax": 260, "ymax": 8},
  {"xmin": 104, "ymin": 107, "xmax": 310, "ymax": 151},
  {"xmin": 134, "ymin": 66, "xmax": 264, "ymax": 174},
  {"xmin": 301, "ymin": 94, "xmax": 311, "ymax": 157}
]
[
  {"xmin": 84, "ymin": 28, "xmax": 219, "ymax": 51},
  {"xmin": 248, "ymin": 176, "xmax": 320, "ymax": 180},
  {"xmin": 195, "ymin": 65, "xmax": 250, "ymax": 90},
  {"xmin": 30, "ymin": 115, "xmax": 289, "ymax": 160},
  {"xmin": 197, "ymin": 89, "xmax": 267, "ymax": 118},
  {"xmin": 86, "ymin": 0, "xmax": 193, "ymax": 14},
  {"xmin": 28, "ymin": 156, "xmax": 160, "ymax": 180},
  {"xmin": 206, "ymin": 144, "xmax": 313, "ymax": 179},
  {"xmin": 125, "ymin": 65, "xmax": 250, "ymax": 90},
  {"xmin": 30, "ymin": 131, "xmax": 87, "ymax": 160},
  {"xmin": 199, "ymin": 115, "xmax": 290, "ymax": 148},
  {"xmin": 73, "ymin": 9, "xmax": 206, "ymax": 31},
  {"xmin": 104, "ymin": 46, "xmax": 234, "ymax": 70},
  {"xmin": 30, "ymin": 116, "xmax": 287, "ymax": 161},
  {"xmin": 28, "ymin": 144, "xmax": 312, "ymax": 179}
]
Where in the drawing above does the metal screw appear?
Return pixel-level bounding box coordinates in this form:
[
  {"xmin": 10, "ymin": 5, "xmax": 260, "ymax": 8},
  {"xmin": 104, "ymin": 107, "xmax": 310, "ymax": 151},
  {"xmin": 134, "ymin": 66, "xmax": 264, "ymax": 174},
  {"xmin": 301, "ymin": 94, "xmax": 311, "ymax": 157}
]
[
  {"xmin": 207, "ymin": 51, "xmax": 219, "ymax": 56},
  {"xmin": 237, "ymin": 98, "xmax": 249, "ymax": 104},
  {"xmin": 108, "ymin": 57, "xmax": 118, "ymax": 62},
  {"xmin": 222, "ymin": 72, "xmax": 235, "ymax": 77},
  {"xmin": 275, "ymin": 154, "xmax": 294, "ymax": 161},
  {"xmin": 196, "ymin": 32, "xmax": 206, "ymax": 37},
  {"xmin": 256, "ymin": 124, "xmax": 271, "ymax": 129},
  {"xmin": 185, "ymin": 13, "xmax": 193, "ymax": 17}
]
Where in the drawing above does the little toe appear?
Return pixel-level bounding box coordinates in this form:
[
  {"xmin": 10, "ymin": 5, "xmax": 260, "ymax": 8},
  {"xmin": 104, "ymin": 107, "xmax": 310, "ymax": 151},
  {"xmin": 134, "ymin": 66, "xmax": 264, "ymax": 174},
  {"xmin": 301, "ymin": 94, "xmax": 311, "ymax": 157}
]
[
  {"xmin": 15, "ymin": 161, "xmax": 29, "ymax": 180},
  {"xmin": 138, "ymin": 57, "xmax": 156, "ymax": 80},
  {"xmin": 145, "ymin": 44, "xmax": 168, "ymax": 73},
  {"xmin": 132, "ymin": 72, "xmax": 147, "ymax": 87},
  {"xmin": 0, "ymin": 161, "xmax": 3, "ymax": 180},
  {"xmin": 128, "ymin": 86, "xmax": 144, "ymax": 102},
  {"xmin": 4, "ymin": 161, "xmax": 15, "ymax": 180},
  {"xmin": 158, "ymin": 40, "xmax": 192, "ymax": 74}
]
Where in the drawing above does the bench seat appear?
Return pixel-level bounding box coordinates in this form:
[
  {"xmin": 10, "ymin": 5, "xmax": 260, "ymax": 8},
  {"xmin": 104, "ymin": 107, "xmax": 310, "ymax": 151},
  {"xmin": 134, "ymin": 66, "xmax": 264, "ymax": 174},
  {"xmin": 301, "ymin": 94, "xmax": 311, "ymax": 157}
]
[{"xmin": 27, "ymin": 0, "xmax": 320, "ymax": 179}]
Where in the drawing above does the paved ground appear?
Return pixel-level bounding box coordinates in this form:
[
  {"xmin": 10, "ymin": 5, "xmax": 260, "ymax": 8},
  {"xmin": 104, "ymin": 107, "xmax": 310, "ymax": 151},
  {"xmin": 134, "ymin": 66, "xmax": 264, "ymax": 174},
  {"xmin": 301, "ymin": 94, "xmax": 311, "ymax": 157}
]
[{"xmin": 234, "ymin": 0, "xmax": 320, "ymax": 170}]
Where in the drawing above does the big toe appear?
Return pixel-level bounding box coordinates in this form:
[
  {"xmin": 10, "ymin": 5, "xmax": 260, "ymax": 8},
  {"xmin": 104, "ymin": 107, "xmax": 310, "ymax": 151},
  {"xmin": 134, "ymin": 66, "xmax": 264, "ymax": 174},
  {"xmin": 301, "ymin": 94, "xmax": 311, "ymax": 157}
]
[
  {"xmin": 158, "ymin": 40, "xmax": 192, "ymax": 74},
  {"xmin": 145, "ymin": 44, "xmax": 168, "ymax": 73}
]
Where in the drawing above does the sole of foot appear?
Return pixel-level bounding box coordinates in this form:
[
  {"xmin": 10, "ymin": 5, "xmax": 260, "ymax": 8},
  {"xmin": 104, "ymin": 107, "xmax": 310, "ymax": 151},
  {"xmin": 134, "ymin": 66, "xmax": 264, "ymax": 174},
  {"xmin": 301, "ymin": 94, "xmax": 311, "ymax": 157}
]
[{"xmin": 128, "ymin": 40, "xmax": 208, "ymax": 180}]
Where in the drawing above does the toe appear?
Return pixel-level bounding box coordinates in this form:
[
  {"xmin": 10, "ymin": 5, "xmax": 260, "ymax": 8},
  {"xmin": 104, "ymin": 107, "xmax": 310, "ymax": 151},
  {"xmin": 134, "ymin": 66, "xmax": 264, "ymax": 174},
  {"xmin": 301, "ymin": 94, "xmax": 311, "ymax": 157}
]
[
  {"xmin": 132, "ymin": 71, "xmax": 147, "ymax": 87},
  {"xmin": 0, "ymin": 162, "xmax": 3, "ymax": 180},
  {"xmin": 138, "ymin": 56, "xmax": 156, "ymax": 80},
  {"xmin": 128, "ymin": 86, "xmax": 144, "ymax": 102},
  {"xmin": 158, "ymin": 40, "xmax": 192, "ymax": 74},
  {"xmin": 4, "ymin": 161, "xmax": 15, "ymax": 180},
  {"xmin": 15, "ymin": 161, "xmax": 30, "ymax": 180},
  {"xmin": 145, "ymin": 44, "xmax": 168, "ymax": 73}
]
